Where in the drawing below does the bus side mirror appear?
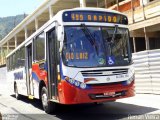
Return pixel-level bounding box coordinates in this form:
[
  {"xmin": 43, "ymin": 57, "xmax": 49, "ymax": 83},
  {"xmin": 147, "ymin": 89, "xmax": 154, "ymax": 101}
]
[{"xmin": 57, "ymin": 26, "xmax": 64, "ymax": 42}]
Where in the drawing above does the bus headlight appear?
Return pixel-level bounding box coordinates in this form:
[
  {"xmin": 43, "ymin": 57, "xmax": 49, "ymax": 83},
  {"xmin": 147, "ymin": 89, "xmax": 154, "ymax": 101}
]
[
  {"xmin": 80, "ymin": 83, "xmax": 87, "ymax": 89},
  {"xmin": 69, "ymin": 78, "xmax": 75, "ymax": 84},
  {"xmin": 75, "ymin": 81, "xmax": 80, "ymax": 87},
  {"xmin": 65, "ymin": 76, "xmax": 88, "ymax": 89}
]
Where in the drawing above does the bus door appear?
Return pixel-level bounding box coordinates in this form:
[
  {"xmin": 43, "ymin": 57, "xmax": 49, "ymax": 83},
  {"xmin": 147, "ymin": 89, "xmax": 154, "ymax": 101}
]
[
  {"xmin": 26, "ymin": 43, "xmax": 34, "ymax": 96},
  {"xmin": 47, "ymin": 28, "xmax": 59, "ymax": 100}
]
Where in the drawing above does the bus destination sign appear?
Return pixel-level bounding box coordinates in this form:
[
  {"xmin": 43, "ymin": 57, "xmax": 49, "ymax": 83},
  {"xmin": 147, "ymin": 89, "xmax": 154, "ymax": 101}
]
[{"xmin": 63, "ymin": 11, "xmax": 128, "ymax": 25}]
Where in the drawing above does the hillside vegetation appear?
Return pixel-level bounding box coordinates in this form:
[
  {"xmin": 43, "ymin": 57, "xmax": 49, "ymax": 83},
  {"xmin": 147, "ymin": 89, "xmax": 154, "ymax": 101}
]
[{"xmin": 0, "ymin": 15, "xmax": 26, "ymax": 40}]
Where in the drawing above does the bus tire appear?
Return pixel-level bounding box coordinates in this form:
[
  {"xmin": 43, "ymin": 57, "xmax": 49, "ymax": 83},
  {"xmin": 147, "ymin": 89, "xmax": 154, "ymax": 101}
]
[
  {"xmin": 14, "ymin": 83, "xmax": 20, "ymax": 100},
  {"xmin": 41, "ymin": 87, "xmax": 56, "ymax": 114}
]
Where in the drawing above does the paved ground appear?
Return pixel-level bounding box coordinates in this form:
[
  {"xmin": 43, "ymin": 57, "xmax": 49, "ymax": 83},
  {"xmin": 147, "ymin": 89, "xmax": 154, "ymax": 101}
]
[{"xmin": 0, "ymin": 79, "xmax": 160, "ymax": 120}]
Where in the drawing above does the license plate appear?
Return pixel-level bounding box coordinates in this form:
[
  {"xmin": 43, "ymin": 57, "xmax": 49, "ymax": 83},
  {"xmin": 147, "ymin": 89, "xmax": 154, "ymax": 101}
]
[{"xmin": 104, "ymin": 92, "xmax": 115, "ymax": 96}]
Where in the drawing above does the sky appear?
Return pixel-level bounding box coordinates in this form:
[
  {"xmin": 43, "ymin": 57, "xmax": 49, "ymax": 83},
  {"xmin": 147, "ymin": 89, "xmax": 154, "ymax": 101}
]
[{"xmin": 0, "ymin": 0, "xmax": 45, "ymax": 17}]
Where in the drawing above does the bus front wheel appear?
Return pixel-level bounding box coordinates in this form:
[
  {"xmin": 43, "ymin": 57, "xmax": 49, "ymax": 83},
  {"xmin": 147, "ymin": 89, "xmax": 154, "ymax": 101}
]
[{"xmin": 41, "ymin": 87, "xmax": 56, "ymax": 114}]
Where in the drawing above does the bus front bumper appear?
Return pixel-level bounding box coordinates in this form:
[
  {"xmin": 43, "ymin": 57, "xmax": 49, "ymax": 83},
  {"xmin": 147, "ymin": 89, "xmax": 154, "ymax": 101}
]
[{"xmin": 57, "ymin": 80, "xmax": 135, "ymax": 104}]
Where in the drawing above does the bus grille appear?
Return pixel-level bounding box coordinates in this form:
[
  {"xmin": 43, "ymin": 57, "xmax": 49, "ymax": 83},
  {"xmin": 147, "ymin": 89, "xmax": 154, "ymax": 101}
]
[
  {"xmin": 88, "ymin": 90, "xmax": 126, "ymax": 100},
  {"xmin": 81, "ymin": 69, "xmax": 128, "ymax": 77}
]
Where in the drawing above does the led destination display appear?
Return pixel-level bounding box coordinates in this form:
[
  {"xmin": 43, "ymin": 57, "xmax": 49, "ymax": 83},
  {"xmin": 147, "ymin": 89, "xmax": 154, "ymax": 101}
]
[{"xmin": 63, "ymin": 10, "xmax": 128, "ymax": 25}]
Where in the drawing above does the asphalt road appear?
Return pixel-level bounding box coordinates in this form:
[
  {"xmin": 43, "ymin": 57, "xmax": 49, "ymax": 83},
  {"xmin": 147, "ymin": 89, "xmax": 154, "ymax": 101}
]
[
  {"xmin": 0, "ymin": 94, "xmax": 160, "ymax": 120},
  {"xmin": 0, "ymin": 79, "xmax": 160, "ymax": 120}
]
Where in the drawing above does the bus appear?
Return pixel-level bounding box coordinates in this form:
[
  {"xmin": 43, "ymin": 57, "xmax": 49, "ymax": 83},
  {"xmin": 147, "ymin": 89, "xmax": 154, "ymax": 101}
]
[{"xmin": 6, "ymin": 7, "xmax": 135, "ymax": 113}]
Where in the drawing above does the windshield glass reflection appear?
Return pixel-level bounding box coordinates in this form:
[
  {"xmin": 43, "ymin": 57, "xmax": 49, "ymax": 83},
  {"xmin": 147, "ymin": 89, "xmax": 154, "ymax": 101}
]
[{"xmin": 62, "ymin": 26, "xmax": 131, "ymax": 67}]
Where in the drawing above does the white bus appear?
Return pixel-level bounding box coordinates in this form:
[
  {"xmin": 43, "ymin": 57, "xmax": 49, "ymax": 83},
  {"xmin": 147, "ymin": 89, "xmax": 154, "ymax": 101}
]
[{"xmin": 6, "ymin": 7, "xmax": 135, "ymax": 113}]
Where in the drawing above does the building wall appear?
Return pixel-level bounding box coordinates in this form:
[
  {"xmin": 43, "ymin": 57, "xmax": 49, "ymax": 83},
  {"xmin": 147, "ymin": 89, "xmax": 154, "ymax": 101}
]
[
  {"xmin": 112, "ymin": 0, "xmax": 140, "ymax": 12},
  {"xmin": 119, "ymin": 0, "xmax": 140, "ymax": 12},
  {"xmin": 149, "ymin": 38, "xmax": 160, "ymax": 50}
]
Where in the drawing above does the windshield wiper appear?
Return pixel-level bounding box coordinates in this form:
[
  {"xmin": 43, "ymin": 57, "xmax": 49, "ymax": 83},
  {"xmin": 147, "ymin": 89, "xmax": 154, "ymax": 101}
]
[
  {"xmin": 110, "ymin": 25, "xmax": 118, "ymax": 44},
  {"xmin": 107, "ymin": 25, "xmax": 118, "ymax": 55},
  {"xmin": 81, "ymin": 24, "xmax": 99, "ymax": 55}
]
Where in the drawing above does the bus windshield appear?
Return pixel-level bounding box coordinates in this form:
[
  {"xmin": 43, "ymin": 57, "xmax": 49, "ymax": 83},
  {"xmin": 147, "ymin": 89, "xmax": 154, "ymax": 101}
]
[{"xmin": 62, "ymin": 26, "xmax": 131, "ymax": 67}]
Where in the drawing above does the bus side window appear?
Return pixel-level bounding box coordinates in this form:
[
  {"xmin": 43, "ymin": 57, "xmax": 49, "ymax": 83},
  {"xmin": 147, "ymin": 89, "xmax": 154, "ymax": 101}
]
[
  {"xmin": 21, "ymin": 47, "xmax": 25, "ymax": 67},
  {"xmin": 7, "ymin": 58, "xmax": 9, "ymax": 71},
  {"xmin": 9, "ymin": 55, "xmax": 12, "ymax": 70},
  {"xmin": 9, "ymin": 56, "xmax": 12, "ymax": 71},
  {"xmin": 15, "ymin": 50, "xmax": 19, "ymax": 69},
  {"xmin": 12, "ymin": 53, "xmax": 15, "ymax": 70},
  {"xmin": 34, "ymin": 32, "xmax": 45, "ymax": 62},
  {"xmin": 18, "ymin": 47, "xmax": 25, "ymax": 67}
]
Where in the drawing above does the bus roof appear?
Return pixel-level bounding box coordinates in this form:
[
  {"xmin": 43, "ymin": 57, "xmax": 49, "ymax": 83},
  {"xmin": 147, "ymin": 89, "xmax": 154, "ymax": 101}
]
[{"xmin": 60, "ymin": 7, "xmax": 127, "ymax": 16}]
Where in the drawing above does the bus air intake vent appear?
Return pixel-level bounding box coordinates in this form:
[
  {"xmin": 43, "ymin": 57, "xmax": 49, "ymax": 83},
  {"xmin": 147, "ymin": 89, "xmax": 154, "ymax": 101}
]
[{"xmin": 81, "ymin": 69, "xmax": 128, "ymax": 77}]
